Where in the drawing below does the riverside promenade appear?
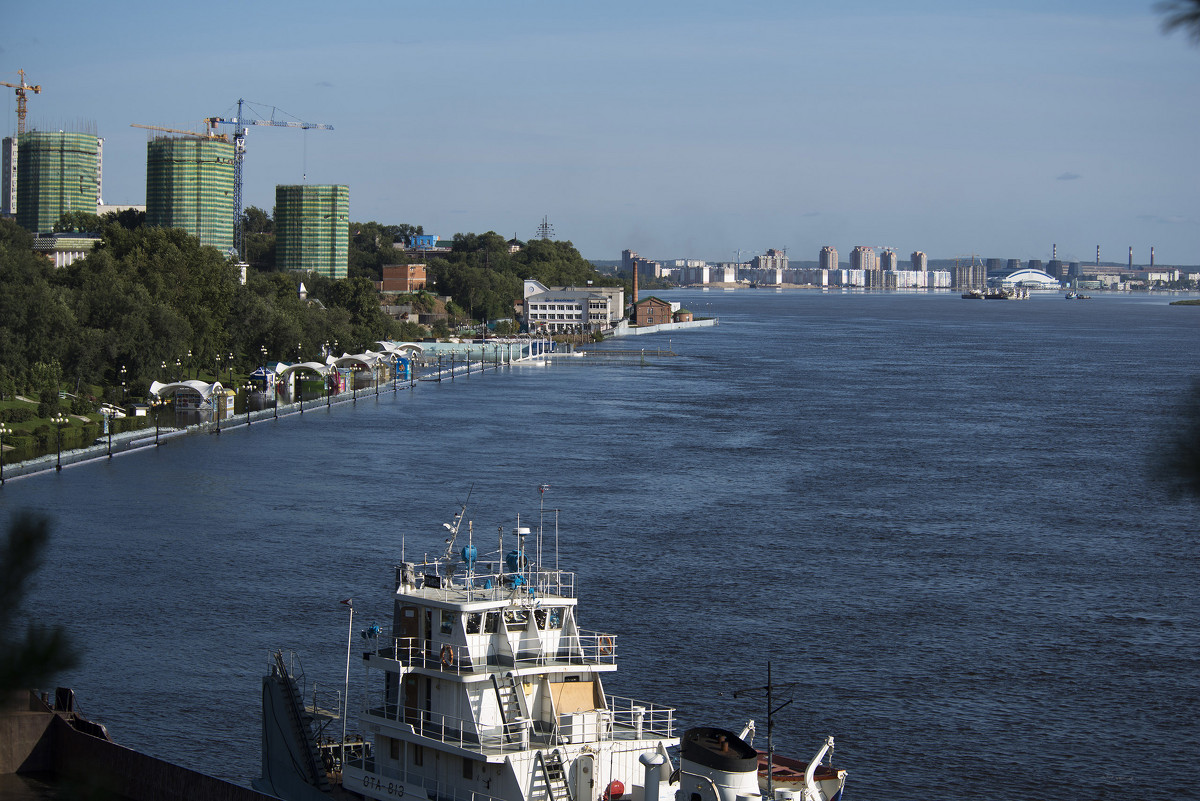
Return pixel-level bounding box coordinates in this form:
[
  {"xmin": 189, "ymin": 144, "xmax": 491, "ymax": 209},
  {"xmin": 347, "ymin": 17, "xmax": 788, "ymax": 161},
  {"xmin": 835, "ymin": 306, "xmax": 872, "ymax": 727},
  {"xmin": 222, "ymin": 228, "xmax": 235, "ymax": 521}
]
[{"xmin": 0, "ymin": 341, "xmax": 553, "ymax": 484}]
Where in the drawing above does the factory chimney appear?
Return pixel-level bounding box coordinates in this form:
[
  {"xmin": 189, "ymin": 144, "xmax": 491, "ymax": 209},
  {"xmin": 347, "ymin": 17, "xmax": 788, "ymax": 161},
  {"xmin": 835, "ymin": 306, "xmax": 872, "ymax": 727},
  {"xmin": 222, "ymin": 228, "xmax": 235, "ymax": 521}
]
[
  {"xmin": 1096, "ymin": 245, "xmax": 1100, "ymax": 266},
  {"xmin": 1053, "ymin": 243, "xmax": 1057, "ymax": 259},
  {"xmin": 632, "ymin": 262, "xmax": 639, "ymax": 306},
  {"xmin": 1128, "ymin": 246, "xmax": 1133, "ymax": 269},
  {"xmin": 1151, "ymin": 247, "xmax": 1155, "ymax": 268}
]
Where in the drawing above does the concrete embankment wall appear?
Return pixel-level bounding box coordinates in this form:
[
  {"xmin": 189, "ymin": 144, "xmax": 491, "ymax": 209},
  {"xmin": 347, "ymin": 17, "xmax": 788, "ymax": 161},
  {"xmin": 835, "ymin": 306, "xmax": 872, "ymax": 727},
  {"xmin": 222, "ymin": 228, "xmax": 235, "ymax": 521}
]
[
  {"xmin": 48, "ymin": 715, "xmax": 277, "ymax": 801},
  {"xmin": 2, "ymin": 691, "xmax": 274, "ymax": 801},
  {"xmin": 611, "ymin": 318, "xmax": 718, "ymax": 337}
]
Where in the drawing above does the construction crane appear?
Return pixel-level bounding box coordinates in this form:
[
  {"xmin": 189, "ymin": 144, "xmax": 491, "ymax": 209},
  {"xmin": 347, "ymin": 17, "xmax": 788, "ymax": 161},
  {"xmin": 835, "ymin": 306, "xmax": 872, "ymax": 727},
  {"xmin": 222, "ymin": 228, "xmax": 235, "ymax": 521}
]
[
  {"xmin": 205, "ymin": 99, "xmax": 333, "ymax": 260},
  {"xmin": 0, "ymin": 69, "xmax": 41, "ymax": 135},
  {"xmin": 130, "ymin": 123, "xmax": 229, "ymax": 142}
]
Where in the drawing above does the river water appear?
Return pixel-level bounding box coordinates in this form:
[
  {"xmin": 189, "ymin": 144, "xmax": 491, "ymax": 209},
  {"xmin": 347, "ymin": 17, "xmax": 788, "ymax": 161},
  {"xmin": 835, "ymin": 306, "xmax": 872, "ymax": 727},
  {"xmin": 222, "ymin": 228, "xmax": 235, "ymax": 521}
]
[{"xmin": 4, "ymin": 289, "xmax": 1198, "ymax": 800}]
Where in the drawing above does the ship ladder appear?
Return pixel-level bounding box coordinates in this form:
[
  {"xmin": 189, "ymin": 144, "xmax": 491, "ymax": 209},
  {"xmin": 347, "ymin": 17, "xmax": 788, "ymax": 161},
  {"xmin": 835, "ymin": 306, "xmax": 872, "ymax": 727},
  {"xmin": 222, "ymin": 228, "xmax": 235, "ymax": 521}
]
[
  {"xmin": 272, "ymin": 651, "xmax": 331, "ymax": 792},
  {"xmin": 535, "ymin": 749, "xmax": 574, "ymax": 801},
  {"xmin": 492, "ymin": 673, "xmax": 530, "ymax": 745}
]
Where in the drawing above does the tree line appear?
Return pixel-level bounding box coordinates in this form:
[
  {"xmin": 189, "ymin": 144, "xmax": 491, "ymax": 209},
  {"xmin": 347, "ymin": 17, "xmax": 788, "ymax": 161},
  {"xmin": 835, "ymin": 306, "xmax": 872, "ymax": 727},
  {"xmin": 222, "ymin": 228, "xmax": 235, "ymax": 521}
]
[{"xmin": 0, "ymin": 214, "xmax": 418, "ymax": 412}]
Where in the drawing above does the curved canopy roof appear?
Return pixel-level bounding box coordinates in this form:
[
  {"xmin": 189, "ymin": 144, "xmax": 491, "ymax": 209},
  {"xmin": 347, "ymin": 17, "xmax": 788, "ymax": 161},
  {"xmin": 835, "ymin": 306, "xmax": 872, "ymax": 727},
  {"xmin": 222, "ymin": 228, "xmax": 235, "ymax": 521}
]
[
  {"xmin": 274, "ymin": 361, "xmax": 331, "ymax": 379},
  {"xmin": 375, "ymin": 340, "xmax": 425, "ymax": 355},
  {"xmin": 149, "ymin": 379, "xmax": 225, "ymax": 400},
  {"xmin": 1002, "ymin": 268, "xmax": 1060, "ymax": 287}
]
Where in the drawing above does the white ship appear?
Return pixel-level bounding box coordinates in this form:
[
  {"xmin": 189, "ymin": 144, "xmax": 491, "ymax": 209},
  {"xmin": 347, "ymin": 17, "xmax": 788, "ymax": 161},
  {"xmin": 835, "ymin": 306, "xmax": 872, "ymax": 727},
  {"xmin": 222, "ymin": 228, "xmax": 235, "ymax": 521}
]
[{"xmin": 256, "ymin": 493, "xmax": 846, "ymax": 801}]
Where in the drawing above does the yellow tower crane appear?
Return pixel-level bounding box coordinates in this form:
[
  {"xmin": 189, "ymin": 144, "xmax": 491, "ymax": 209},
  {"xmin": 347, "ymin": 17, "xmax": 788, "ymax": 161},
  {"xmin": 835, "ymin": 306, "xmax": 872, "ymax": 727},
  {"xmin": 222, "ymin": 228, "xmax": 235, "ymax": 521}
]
[{"xmin": 0, "ymin": 69, "xmax": 41, "ymax": 135}]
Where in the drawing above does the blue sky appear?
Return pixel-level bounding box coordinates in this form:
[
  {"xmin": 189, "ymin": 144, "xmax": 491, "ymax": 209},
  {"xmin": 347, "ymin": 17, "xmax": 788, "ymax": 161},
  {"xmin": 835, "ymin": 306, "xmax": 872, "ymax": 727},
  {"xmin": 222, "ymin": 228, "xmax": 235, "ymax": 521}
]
[{"xmin": 4, "ymin": 1, "xmax": 1196, "ymax": 264}]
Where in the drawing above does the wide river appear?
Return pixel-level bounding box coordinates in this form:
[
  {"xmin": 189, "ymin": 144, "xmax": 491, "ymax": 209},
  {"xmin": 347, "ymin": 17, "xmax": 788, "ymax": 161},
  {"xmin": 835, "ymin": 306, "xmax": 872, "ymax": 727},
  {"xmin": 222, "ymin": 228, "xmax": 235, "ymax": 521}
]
[{"xmin": 4, "ymin": 289, "xmax": 1199, "ymax": 800}]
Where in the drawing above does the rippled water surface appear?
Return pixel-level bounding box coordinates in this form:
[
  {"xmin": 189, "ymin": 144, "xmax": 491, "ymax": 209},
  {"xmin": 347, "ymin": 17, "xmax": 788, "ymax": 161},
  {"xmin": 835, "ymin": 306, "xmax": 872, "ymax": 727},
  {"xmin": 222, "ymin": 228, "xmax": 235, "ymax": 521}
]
[{"xmin": 5, "ymin": 290, "xmax": 1199, "ymax": 800}]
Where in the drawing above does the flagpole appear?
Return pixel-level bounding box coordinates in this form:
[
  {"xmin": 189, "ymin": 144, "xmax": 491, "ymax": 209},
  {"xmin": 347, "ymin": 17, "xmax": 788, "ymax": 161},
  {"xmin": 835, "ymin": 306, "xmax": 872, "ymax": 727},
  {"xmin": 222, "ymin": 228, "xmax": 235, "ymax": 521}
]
[{"xmin": 342, "ymin": 599, "xmax": 354, "ymax": 770}]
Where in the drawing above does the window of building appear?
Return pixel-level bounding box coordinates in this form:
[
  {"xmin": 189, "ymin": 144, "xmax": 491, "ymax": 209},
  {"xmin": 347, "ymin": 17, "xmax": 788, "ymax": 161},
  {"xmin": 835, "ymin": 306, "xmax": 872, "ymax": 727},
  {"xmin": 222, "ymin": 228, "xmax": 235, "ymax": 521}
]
[{"xmin": 441, "ymin": 611, "xmax": 458, "ymax": 635}]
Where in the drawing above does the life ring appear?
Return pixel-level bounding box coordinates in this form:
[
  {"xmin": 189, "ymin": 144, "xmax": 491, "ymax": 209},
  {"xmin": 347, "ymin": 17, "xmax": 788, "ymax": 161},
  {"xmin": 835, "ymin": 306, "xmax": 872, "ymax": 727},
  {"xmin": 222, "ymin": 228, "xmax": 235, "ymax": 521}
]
[
  {"xmin": 440, "ymin": 644, "xmax": 454, "ymax": 667},
  {"xmin": 599, "ymin": 635, "xmax": 614, "ymax": 656}
]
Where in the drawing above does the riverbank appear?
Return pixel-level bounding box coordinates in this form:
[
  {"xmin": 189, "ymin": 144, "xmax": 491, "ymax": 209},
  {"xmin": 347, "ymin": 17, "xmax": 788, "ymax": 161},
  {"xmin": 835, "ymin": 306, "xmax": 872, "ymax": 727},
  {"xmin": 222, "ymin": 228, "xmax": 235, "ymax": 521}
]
[{"xmin": 0, "ymin": 355, "xmax": 533, "ymax": 484}]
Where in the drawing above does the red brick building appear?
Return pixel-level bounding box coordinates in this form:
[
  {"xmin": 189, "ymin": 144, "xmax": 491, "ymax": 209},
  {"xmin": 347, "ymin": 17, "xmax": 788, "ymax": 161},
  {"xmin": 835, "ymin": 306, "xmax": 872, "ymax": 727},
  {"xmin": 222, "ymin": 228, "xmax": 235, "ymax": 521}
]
[
  {"xmin": 634, "ymin": 296, "xmax": 672, "ymax": 326},
  {"xmin": 382, "ymin": 264, "xmax": 427, "ymax": 292}
]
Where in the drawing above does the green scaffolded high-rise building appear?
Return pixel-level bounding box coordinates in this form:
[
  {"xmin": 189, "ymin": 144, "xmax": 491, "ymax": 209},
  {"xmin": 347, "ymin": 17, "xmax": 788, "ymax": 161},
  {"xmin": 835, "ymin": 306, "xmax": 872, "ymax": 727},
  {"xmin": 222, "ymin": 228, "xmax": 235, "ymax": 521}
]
[
  {"xmin": 15, "ymin": 131, "xmax": 102, "ymax": 234},
  {"xmin": 275, "ymin": 184, "xmax": 349, "ymax": 280},
  {"xmin": 145, "ymin": 137, "xmax": 235, "ymax": 251}
]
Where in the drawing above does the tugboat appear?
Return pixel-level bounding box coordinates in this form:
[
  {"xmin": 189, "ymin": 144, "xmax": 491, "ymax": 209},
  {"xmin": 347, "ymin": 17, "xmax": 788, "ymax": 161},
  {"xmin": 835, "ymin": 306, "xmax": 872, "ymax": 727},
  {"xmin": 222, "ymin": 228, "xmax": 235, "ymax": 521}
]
[{"xmin": 256, "ymin": 491, "xmax": 847, "ymax": 801}]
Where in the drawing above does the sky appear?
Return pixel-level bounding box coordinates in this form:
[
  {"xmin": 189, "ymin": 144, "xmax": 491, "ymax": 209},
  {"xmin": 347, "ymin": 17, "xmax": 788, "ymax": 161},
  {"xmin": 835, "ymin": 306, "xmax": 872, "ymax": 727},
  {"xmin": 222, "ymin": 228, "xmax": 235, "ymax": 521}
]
[{"xmin": 4, "ymin": 0, "xmax": 1197, "ymax": 265}]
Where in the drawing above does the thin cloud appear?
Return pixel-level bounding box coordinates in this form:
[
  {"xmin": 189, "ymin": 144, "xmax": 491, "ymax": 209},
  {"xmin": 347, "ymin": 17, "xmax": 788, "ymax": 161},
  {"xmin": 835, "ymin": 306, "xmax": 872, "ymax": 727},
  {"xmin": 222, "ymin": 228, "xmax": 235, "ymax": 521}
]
[
  {"xmin": 1137, "ymin": 214, "xmax": 1193, "ymax": 225},
  {"xmin": 1056, "ymin": 172, "xmax": 1081, "ymax": 181}
]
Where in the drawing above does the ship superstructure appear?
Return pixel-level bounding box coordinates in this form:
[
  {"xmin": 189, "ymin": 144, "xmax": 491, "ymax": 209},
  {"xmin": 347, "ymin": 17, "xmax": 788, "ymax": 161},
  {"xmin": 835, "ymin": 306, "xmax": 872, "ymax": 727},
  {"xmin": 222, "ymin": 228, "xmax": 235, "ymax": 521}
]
[
  {"xmin": 341, "ymin": 510, "xmax": 675, "ymax": 801},
  {"xmin": 258, "ymin": 495, "xmax": 846, "ymax": 801}
]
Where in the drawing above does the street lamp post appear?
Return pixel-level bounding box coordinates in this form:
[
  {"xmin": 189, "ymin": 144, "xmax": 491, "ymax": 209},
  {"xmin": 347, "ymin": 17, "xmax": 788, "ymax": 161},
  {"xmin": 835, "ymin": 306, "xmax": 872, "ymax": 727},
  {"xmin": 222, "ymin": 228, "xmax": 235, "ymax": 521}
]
[
  {"xmin": 214, "ymin": 388, "xmax": 223, "ymax": 435},
  {"xmin": 120, "ymin": 364, "xmax": 127, "ymax": 404},
  {"xmin": 51, "ymin": 413, "xmax": 68, "ymax": 472},
  {"xmin": 174, "ymin": 357, "xmax": 181, "ymax": 381},
  {"xmin": 228, "ymin": 351, "xmax": 235, "ymax": 385},
  {"xmin": 0, "ymin": 424, "xmax": 10, "ymax": 484},
  {"xmin": 152, "ymin": 399, "xmax": 162, "ymax": 445},
  {"xmin": 243, "ymin": 381, "xmax": 254, "ymax": 426},
  {"xmin": 106, "ymin": 410, "xmax": 113, "ymax": 458}
]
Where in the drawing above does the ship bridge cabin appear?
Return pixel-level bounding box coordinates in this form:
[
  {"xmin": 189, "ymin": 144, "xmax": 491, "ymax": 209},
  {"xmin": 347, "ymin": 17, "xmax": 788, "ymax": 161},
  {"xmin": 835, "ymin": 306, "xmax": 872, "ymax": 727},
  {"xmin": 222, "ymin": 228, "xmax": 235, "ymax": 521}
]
[{"xmin": 351, "ymin": 552, "xmax": 675, "ymax": 801}]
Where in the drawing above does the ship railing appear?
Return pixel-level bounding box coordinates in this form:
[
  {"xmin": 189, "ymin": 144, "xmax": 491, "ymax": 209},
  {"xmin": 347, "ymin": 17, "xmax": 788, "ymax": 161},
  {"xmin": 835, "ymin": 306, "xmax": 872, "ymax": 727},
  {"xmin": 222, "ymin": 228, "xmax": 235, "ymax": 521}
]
[
  {"xmin": 360, "ymin": 696, "xmax": 535, "ymax": 754},
  {"xmin": 399, "ymin": 563, "xmax": 577, "ymax": 601},
  {"xmin": 362, "ymin": 691, "xmax": 674, "ymax": 752},
  {"xmin": 604, "ymin": 694, "xmax": 676, "ymax": 739},
  {"xmin": 372, "ymin": 631, "xmax": 618, "ymax": 673}
]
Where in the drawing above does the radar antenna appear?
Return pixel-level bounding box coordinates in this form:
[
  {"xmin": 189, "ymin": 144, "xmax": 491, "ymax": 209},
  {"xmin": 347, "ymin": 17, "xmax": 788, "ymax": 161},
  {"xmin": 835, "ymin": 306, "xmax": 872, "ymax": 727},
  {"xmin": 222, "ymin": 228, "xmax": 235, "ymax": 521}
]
[{"xmin": 442, "ymin": 484, "xmax": 474, "ymax": 561}]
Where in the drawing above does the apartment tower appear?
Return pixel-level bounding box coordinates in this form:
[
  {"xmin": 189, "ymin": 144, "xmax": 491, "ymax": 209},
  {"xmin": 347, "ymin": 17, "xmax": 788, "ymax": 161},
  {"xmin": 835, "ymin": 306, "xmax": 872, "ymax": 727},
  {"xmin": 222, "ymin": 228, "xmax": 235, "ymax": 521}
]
[
  {"xmin": 15, "ymin": 130, "xmax": 102, "ymax": 233},
  {"xmin": 145, "ymin": 137, "xmax": 235, "ymax": 251},
  {"xmin": 275, "ymin": 184, "xmax": 349, "ymax": 280}
]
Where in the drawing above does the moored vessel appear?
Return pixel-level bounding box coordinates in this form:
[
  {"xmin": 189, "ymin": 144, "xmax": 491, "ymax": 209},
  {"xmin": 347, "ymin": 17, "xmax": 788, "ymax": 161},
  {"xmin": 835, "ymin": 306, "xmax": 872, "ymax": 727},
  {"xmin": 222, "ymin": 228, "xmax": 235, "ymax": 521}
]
[{"xmin": 256, "ymin": 492, "xmax": 847, "ymax": 801}]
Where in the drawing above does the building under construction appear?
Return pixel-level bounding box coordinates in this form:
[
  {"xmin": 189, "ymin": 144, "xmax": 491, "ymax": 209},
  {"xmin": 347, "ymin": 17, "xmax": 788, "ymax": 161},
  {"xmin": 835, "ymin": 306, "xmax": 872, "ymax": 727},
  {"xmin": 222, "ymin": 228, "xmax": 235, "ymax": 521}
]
[
  {"xmin": 145, "ymin": 137, "xmax": 235, "ymax": 251},
  {"xmin": 14, "ymin": 131, "xmax": 102, "ymax": 234},
  {"xmin": 274, "ymin": 184, "xmax": 348, "ymax": 279}
]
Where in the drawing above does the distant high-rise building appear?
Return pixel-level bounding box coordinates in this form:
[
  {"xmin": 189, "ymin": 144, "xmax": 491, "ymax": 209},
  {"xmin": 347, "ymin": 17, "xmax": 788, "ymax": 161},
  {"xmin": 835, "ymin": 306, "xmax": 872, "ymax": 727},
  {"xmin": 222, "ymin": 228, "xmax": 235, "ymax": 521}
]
[
  {"xmin": 146, "ymin": 137, "xmax": 235, "ymax": 250},
  {"xmin": 850, "ymin": 246, "xmax": 876, "ymax": 271},
  {"xmin": 275, "ymin": 184, "xmax": 349, "ymax": 280},
  {"xmin": 2, "ymin": 137, "xmax": 16, "ymax": 216},
  {"xmin": 16, "ymin": 130, "xmax": 102, "ymax": 234},
  {"xmin": 819, "ymin": 245, "xmax": 839, "ymax": 270},
  {"xmin": 753, "ymin": 248, "xmax": 788, "ymax": 271},
  {"xmin": 910, "ymin": 251, "xmax": 927, "ymax": 271},
  {"xmin": 879, "ymin": 249, "xmax": 898, "ymax": 271}
]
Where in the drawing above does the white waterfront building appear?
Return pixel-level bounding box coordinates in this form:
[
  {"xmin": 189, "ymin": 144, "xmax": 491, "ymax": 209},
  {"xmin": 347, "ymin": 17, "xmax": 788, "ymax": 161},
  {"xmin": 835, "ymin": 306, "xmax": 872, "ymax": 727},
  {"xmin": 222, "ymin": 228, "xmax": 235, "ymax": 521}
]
[{"xmin": 523, "ymin": 280, "xmax": 624, "ymax": 333}]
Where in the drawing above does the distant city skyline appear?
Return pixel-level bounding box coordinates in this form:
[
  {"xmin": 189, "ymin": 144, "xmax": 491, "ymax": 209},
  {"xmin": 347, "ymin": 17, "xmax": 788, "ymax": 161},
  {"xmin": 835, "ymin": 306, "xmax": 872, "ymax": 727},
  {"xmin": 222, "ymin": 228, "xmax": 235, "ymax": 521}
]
[{"xmin": 3, "ymin": 1, "xmax": 1196, "ymax": 263}]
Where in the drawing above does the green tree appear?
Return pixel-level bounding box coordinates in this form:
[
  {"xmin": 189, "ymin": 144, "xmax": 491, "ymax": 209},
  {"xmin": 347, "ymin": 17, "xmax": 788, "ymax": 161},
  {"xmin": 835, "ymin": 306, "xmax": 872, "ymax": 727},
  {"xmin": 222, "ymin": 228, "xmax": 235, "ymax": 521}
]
[
  {"xmin": 0, "ymin": 512, "xmax": 78, "ymax": 693},
  {"xmin": 1160, "ymin": 0, "xmax": 1200, "ymax": 43},
  {"xmin": 54, "ymin": 211, "xmax": 103, "ymax": 233}
]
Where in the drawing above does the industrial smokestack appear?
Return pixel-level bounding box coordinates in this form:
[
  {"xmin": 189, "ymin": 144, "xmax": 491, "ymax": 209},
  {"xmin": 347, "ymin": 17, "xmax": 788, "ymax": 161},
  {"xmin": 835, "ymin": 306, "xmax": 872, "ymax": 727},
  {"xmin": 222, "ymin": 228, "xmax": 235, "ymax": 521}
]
[
  {"xmin": 1129, "ymin": 246, "xmax": 1133, "ymax": 269},
  {"xmin": 1053, "ymin": 243, "xmax": 1057, "ymax": 259},
  {"xmin": 1151, "ymin": 247, "xmax": 1155, "ymax": 268},
  {"xmin": 632, "ymin": 262, "xmax": 639, "ymax": 306},
  {"xmin": 1096, "ymin": 245, "xmax": 1100, "ymax": 266}
]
